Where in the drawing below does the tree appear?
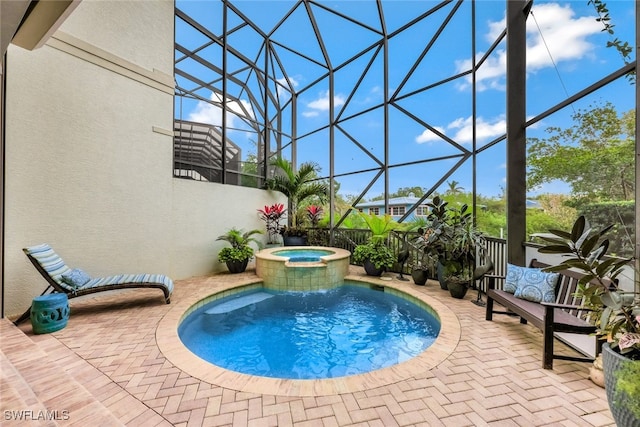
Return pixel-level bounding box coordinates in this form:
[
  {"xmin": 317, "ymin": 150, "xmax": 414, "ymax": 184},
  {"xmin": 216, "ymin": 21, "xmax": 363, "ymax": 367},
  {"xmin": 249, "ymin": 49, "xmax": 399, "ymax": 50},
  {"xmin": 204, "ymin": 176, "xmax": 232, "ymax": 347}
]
[
  {"xmin": 527, "ymin": 102, "xmax": 635, "ymax": 201},
  {"xmin": 445, "ymin": 180, "xmax": 464, "ymax": 195},
  {"xmin": 265, "ymin": 158, "xmax": 329, "ymax": 228},
  {"xmin": 240, "ymin": 152, "xmax": 259, "ymax": 188}
]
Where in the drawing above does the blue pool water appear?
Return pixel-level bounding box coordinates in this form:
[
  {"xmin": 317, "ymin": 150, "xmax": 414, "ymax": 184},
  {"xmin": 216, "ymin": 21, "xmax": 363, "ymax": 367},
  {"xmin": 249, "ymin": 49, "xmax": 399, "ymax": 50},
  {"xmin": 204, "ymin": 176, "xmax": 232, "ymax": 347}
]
[
  {"xmin": 272, "ymin": 249, "xmax": 334, "ymax": 262},
  {"xmin": 178, "ymin": 284, "xmax": 440, "ymax": 379}
]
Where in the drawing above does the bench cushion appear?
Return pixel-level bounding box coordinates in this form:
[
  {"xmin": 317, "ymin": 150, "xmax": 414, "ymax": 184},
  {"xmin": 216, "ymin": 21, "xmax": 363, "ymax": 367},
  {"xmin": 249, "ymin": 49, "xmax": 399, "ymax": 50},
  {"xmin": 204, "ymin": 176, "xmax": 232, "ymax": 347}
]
[
  {"xmin": 513, "ymin": 268, "xmax": 559, "ymax": 303},
  {"xmin": 504, "ymin": 263, "xmax": 522, "ymax": 293}
]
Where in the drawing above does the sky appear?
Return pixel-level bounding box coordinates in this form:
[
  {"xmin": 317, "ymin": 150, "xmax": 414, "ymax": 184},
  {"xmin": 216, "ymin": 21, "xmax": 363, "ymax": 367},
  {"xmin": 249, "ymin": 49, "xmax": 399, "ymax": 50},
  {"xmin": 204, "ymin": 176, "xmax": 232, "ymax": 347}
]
[{"xmin": 175, "ymin": 0, "xmax": 636, "ymax": 199}]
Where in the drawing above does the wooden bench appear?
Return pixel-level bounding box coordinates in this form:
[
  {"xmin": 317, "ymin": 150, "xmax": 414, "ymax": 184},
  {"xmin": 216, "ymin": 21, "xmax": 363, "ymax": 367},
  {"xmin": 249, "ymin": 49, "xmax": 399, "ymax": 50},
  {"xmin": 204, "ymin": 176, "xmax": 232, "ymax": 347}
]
[{"xmin": 485, "ymin": 259, "xmax": 601, "ymax": 369}]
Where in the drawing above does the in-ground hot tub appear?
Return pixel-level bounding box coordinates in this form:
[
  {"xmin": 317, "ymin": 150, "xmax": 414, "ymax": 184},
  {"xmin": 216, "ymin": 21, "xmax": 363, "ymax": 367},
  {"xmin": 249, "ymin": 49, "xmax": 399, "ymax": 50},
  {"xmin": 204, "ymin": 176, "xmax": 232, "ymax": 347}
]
[{"xmin": 255, "ymin": 246, "xmax": 351, "ymax": 291}]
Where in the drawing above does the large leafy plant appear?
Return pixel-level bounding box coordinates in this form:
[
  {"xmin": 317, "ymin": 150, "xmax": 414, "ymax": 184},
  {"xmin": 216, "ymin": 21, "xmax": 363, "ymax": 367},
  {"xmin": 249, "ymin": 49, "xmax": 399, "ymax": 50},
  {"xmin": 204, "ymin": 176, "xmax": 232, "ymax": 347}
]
[
  {"xmin": 265, "ymin": 158, "xmax": 328, "ymax": 233},
  {"xmin": 423, "ymin": 196, "xmax": 486, "ymax": 281},
  {"xmin": 538, "ymin": 215, "xmax": 640, "ymax": 359},
  {"xmin": 352, "ymin": 212, "xmax": 403, "ymax": 270},
  {"xmin": 216, "ymin": 228, "xmax": 263, "ymax": 263},
  {"xmin": 257, "ymin": 203, "xmax": 287, "ymax": 244}
]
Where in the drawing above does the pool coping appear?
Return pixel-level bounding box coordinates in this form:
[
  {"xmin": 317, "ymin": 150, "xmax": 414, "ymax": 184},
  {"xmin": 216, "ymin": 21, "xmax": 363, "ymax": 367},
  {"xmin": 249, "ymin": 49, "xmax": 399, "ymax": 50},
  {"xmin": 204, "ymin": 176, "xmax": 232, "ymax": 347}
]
[{"xmin": 156, "ymin": 273, "xmax": 461, "ymax": 397}]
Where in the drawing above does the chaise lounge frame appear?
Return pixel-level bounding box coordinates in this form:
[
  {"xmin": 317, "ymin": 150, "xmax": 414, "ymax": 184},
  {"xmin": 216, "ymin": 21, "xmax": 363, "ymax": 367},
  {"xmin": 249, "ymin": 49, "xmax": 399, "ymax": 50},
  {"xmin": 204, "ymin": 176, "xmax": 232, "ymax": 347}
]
[{"xmin": 13, "ymin": 243, "xmax": 173, "ymax": 325}]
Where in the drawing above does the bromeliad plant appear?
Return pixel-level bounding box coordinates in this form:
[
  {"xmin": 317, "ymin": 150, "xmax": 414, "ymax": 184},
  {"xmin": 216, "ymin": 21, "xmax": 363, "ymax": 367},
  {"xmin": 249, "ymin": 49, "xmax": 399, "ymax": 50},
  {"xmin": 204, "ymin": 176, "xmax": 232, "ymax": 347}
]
[
  {"xmin": 538, "ymin": 216, "xmax": 640, "ymax": 359},
  {"xmin": 306, "ymin": 205, "xmax": 323, "ymax": 227},
  {"xmin": 257, "ymin": 203, "xmax": 287, "ymax": 244}
]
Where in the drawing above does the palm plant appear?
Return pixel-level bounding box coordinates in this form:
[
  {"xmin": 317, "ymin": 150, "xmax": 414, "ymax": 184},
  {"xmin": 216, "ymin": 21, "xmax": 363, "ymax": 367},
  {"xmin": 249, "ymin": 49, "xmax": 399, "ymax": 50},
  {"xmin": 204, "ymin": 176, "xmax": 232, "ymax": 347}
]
[
  {"xmin": 265, "ymin": 158, "xmax": 329, "ymax": 232},
  {"xmin": 216, "ymin": 228, "xmax": 263, "ymax": 273}
]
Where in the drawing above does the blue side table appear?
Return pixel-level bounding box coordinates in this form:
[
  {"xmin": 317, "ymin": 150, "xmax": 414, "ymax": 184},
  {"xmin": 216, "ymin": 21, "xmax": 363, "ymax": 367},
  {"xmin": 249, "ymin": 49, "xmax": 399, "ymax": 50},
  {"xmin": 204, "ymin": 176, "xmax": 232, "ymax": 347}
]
[{"xmin": 30, "ymin": 293, "xmax": 70, "ymax": 334}]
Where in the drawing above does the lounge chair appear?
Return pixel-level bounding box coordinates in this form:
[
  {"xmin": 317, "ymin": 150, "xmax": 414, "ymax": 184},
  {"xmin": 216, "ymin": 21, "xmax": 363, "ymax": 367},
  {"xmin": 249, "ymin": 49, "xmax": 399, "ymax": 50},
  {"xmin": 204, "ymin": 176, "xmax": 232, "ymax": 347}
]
[{"xmin": 14, "ymin": 243, "xmax": 173, "ymax": 325}]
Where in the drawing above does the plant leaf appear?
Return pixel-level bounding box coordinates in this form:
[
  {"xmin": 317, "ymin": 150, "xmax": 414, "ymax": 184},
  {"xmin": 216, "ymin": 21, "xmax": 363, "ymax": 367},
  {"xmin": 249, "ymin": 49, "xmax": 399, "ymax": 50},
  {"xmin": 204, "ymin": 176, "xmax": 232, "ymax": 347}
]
[{"xmin": 570, "ymin": 216, "xmax": 586, "ymax": 242}]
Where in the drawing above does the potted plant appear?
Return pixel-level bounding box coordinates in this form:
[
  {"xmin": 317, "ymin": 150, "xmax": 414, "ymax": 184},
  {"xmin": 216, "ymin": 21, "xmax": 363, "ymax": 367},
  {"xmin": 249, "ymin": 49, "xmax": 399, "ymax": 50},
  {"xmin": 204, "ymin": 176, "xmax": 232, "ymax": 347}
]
[
  {"xmin": 265, "ymin": 158, "xmax": 329, "ymax": 246},
  {"xmin": 408, "ymin": 227, "xmax": 437, "ymax": 286},
  {"xmin": 424, "ymin": 196, "xmax": 486, "ymax": 298},
  {"xmin": 352, "ymin": 212, "xmax": 402, "ymax": 277},
  {"xmin": 538, "ymin": 216, "xmax": 639, "ymax": 426},
  {"xmin": 306, "ymin": 205, "xmax": 323, "ymax": 227},
  {"xmin": 216, "ymin": 228, "xmax": 263, "ymax": 273},
  {"xmin": 257, "ymin": 203, "xmax": 287, "ymax": 246}
]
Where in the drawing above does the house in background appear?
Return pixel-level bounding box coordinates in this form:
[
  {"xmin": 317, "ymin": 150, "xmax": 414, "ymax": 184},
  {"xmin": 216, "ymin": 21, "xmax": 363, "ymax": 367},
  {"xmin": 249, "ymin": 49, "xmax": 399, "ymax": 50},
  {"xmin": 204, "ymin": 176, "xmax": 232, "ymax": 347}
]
[
  {"xmin": 355, "ymin": 194, "xmax": 430, "ymax": 221},
  {"xmin": 355, "ymin": 195, "xmax": 543, "ymax": 222}
]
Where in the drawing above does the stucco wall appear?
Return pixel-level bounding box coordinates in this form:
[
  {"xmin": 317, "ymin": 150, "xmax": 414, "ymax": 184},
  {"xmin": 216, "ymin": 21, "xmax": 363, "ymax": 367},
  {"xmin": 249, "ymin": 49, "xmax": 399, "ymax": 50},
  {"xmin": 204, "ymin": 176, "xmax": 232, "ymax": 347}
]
[{"xmin": 3, "ymin": 0, "xmax": 283, "ymax": 318}]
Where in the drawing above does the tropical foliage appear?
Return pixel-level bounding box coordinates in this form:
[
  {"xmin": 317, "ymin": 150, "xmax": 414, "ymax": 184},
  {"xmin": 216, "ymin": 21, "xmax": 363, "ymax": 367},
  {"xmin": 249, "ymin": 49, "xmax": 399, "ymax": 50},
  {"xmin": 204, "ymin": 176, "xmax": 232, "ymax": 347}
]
[
  {"xmin": 538, "ymin": 215, "xmax": 640, "ymax": 419},
  {"xmin": 528, "ymin": 103, "xmax": 635, "ymax": 201},
  {"xmin": 306, "ymin": 205, "xmax": 323, "ymax": 227},
  {"xmin": 216, "ymin": 228, "xmax": 263, "ymax": 262},
  {"xmin": 265, "ymin": 158, "xmax": 329, "ymax": 232},
  {"xmin": 538, "ymin": 216, "xmax": 639, "ymax": 359},
  {"xmin": 352, "ymin": 213, "xmax": 404, "ymax": 270},
  {"xmin": 422, "ymin": 196, "xmax": 486, "ymax": 282},
  {"xmin": 257, "ymin": 203, "xmax": 287, "ymax": 243}
]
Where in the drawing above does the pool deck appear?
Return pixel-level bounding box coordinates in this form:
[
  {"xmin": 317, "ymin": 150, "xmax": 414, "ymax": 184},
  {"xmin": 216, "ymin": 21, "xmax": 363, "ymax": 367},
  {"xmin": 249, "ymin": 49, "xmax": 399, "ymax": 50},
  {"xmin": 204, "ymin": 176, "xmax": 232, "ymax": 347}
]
[{"xmin": 1, "ymin": 265, "xmax": 615, "ymax": 426}]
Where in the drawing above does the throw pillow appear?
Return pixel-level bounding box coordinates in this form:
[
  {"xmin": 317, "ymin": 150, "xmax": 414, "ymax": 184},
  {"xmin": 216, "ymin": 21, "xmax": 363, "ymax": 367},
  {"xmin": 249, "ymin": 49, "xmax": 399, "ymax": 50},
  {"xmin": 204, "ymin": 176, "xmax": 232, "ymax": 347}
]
[
  {"xmin": 513, "ymin": 268, "xmax": 559, "ymax": 303},
  {"xmin": 504, "ymin": 263, "xmax": 524, "ymax": 294},
  {"xmin": 61, "ymin": 268, "xmax": 91, "ymax": 288}
]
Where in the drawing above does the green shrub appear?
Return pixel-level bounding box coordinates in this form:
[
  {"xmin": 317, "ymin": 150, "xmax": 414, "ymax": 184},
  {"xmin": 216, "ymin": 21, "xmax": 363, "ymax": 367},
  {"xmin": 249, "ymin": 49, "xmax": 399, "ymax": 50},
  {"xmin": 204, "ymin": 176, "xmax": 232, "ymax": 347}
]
[{"xmin": 352, "ymin": 241, "xmax": 395, "ymax": 270}]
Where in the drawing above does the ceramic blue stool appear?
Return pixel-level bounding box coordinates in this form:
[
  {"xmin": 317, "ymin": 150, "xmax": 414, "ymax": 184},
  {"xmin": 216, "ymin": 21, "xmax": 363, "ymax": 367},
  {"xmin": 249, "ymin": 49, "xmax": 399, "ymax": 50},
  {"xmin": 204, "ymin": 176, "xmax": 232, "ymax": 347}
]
[{"xmin": 30, "ymin": 293, "xmax": 70, "ymax": 334}]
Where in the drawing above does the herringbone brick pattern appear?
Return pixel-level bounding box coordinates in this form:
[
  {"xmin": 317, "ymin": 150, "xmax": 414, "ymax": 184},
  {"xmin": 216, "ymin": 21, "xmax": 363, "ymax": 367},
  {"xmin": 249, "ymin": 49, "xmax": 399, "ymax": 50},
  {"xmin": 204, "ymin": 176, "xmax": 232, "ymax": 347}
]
[{"xmin": 2, "ymin": 266, "xmax": 615, "ymax": 426}]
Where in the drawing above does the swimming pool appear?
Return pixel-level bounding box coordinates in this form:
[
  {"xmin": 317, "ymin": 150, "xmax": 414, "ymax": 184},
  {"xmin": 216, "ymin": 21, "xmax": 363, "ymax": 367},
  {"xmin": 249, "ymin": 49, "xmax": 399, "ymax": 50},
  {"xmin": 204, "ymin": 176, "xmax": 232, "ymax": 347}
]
[
  {"xmin": 178, "ymin": 283, "xmax": 440, "ymax": 379},
  {"xmin": 157, "ymin": 274, "xmax": 460, "ymax": 396},
  {"xmin": 255, "ymin": 246, "xmax": 351, "ymax": 291},
  {"xmin": 272, "ymin": 248, "xmax": 335, "ymax": 262}
]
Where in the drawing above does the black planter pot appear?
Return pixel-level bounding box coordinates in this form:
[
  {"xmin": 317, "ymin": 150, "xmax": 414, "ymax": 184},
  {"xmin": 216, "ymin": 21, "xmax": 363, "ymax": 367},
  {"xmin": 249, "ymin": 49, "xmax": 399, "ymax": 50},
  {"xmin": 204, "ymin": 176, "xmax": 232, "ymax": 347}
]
[
  {"xmin": 225, "ymin": 259, "xmax": 249, "ymax": 274},
  {"xmin": 602, "ymin": 343, "xmax": 640, "ymax": 427},
  {"xmin": 363, "ymin": 259, "xmax": 385, "ymax": 277},
  {"xmin": 283, "ymin": 235, "xmax": 308, "ymax": 246},
  {"xmin": 446, "ymin": 279, "xmax": 470, "ymax": 299},
  {"xmin": 436, "ymin": 262, "xmax": 448, "ymax": 290},
  {"xmin": 411, "ymin": 269, "xmax": 429, "ymax": 286}
]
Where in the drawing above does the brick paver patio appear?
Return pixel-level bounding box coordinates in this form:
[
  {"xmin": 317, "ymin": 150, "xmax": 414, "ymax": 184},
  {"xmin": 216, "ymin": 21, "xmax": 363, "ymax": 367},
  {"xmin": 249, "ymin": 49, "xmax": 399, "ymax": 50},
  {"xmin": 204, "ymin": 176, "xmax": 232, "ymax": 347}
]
[{"xmin": 1, "ymin": 266, "xmax": 615, "ymax": 426}]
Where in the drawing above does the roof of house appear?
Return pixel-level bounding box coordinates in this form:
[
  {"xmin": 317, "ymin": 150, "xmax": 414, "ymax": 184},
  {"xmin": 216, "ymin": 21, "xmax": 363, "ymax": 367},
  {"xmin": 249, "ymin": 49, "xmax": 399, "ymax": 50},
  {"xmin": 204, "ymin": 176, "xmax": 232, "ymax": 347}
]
[{"xmin": 355, "ymin": 196, "xmax": 427, "ymax": 208}]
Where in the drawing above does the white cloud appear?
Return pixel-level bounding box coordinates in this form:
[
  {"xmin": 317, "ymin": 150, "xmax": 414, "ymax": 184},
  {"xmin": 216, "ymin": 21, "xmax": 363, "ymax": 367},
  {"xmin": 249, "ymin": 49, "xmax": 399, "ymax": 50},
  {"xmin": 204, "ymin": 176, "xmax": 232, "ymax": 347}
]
[
  {"xmin": 303, "ymin": 90, "xmax": 346, "ymax": 116},
  {"xmin": 416, "ymin": 115, "xmax": 506, "ymax": 145},
  {"xmin": 415, "ymin": 126, "xmax": 446, "ymax": 143},
  {"xmin": 188, "ymin": 92, "xmax": 255, "ymax": 128},
  {"xmin": 449, "ymin": 115, "xmax": 506, "ymax": 144},
  {"xmin": 276, "ymin": 76, "xmax": 298, "ymax": 98},
  {"xmin": 457, "ymin": 2, "xmax": 602, "ymax": 91}
]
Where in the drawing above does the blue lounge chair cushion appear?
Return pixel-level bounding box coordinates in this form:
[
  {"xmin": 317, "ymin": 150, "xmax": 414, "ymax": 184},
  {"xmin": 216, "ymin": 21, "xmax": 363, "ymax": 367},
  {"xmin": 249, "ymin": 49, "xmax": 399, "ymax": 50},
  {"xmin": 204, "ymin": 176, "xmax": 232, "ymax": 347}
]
[
  {"xmin": 24, "ymin": 243, "xmax": 174, "ymax": 296},
  {"xmin": 24, "ymin": 243, "xmax": 74, "ymax": 290},
  {"xmin": 61, "ymin": 268, "xmax": 92, "ymax": 288},
  {"xmin": 81, "ymin": 274, "xmax": 174, "ymax": 293}
]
